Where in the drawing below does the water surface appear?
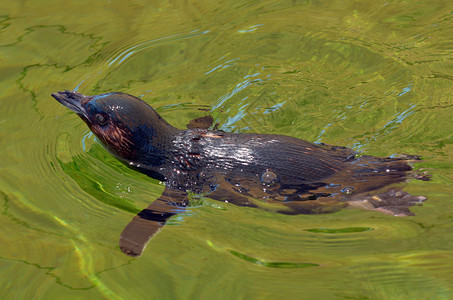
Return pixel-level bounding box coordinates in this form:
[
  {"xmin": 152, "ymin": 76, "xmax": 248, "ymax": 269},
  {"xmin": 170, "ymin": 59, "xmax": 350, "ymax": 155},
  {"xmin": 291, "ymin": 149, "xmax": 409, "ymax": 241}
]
[{"xmin": 0, "ymin": 0, "xmax": 452, "ymax": 299}]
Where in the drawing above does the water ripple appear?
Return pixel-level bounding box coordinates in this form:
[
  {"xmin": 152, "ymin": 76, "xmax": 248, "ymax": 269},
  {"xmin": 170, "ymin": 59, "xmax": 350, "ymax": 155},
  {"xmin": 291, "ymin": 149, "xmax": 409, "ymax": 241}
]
[{"xmin": 107, "ymin": 30, "xmax": 210, "ymax": 68}]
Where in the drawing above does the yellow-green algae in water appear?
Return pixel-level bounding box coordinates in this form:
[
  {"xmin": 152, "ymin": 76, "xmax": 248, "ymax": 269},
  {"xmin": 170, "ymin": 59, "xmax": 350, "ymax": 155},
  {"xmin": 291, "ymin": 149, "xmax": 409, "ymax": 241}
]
[
  {"xmin": 0, "ymin": 0, "xmax": 452, "ymax": 299},
  {"xmin": 229, "ymin": 250, "xmax": 319, "ymax": 268}
]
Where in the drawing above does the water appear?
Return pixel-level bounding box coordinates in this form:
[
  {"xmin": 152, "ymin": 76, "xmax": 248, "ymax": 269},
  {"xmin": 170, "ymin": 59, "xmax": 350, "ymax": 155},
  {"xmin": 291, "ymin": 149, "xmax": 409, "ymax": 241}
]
[{"xmin": 0, "ymin": 0, "xmax": 452, "ymax": 298}]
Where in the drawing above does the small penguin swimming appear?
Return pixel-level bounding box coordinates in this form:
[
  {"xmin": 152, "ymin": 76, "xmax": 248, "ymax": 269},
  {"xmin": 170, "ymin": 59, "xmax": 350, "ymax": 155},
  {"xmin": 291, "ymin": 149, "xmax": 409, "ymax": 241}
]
[{"xmin": 52, "ymin": 90, "xmax": 428, "ymax": 256}]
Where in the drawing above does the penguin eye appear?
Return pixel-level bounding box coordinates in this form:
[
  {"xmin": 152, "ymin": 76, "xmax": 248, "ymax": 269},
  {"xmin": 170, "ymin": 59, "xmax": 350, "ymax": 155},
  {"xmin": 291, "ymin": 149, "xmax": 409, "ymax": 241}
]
[{"xmin": 95, "ymin": 114, "xmax": 107, "ymax": 126}]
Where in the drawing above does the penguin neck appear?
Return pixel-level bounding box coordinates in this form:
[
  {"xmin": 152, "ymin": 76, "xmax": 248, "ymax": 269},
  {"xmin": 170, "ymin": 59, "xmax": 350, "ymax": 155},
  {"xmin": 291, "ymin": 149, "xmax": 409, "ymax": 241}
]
[
  {"xmin": 115, "ymin": 121, "xmax": 180, "ymax": 181},
  {"xmin": 131, "ymin": 120, "xmax": 180, "ymax": 168}
]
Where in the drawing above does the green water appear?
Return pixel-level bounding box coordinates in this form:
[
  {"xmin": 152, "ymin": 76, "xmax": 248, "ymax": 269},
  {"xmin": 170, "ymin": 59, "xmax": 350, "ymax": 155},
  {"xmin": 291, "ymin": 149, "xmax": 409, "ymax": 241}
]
[{"xmin": 1, "ymin": 0, "xmax": 452, "ymax": 299}]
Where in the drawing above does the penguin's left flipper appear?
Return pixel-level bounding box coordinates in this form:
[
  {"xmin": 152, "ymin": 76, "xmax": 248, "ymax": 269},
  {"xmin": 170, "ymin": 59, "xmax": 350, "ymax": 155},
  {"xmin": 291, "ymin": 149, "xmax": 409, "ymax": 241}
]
[{"xmin": 119, "ymin": 187, "xmax": 188, "ymax": 257}]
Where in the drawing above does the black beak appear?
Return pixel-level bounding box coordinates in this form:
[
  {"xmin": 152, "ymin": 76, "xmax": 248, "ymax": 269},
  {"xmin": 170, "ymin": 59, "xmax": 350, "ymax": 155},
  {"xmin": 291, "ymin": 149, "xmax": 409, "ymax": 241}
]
[{"xmin": 51, "ymin": 90, "xmax": 91, "ymax": 117}]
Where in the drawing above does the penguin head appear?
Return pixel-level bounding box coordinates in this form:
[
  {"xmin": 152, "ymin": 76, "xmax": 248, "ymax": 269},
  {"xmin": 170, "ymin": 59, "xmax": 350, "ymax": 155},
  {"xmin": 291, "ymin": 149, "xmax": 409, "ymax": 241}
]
[{"xmin": 52, "ymin": 90, "xmax": 175, "ymax": 166}]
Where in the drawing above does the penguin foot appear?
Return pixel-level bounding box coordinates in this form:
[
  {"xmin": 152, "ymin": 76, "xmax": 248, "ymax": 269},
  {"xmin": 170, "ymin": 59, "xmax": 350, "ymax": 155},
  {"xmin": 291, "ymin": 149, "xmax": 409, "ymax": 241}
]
[{"xmin": 347, "ymin": 188, "xmax": 426, "ymax": 216}]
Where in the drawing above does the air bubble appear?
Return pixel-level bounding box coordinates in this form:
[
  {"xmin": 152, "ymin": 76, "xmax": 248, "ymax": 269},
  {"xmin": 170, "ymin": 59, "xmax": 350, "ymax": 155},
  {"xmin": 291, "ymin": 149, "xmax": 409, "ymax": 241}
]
[
  {"xmin": 261, "ymin": 170, "xmax": 279, "ymax": 185},
  {"xmin": 341, "ymin": 187, "xmax": 354, "ymax": 195}
]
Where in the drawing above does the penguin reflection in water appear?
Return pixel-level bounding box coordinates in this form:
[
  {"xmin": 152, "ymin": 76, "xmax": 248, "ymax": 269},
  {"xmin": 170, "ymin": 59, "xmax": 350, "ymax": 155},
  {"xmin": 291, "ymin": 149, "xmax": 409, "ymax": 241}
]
[{"xmin": 52, "ymin": 90, "xmax": 429, "ymax": 257}]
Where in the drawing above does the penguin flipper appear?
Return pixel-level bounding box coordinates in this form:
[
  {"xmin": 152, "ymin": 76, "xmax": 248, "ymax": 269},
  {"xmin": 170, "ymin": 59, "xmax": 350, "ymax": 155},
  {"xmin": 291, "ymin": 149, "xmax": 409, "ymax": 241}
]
[{"xmin": 119, "ymin": 188, "xmax": 188, "ymax": 257}]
